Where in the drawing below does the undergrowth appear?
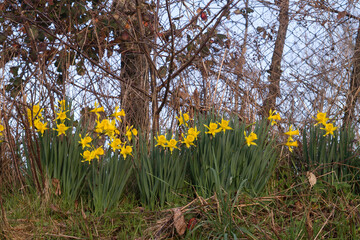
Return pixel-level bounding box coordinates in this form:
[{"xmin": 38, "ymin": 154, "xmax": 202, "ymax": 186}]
[{"xmin": 1, "ymin": 166, "xmax": 360, "ymax": 239}]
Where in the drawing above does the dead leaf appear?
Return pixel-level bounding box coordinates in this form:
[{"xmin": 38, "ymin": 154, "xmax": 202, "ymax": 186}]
[
  {"xmin": 307, "ymin": 172, "xmax": 316, "ymax": 188},
  {"xmin": 173, "ymin": 208, "xmax": 186, "ymax": 236},
  {"xmin": 234, "ymin": 9, "xmax": 242, "ymax": 15},
  {"xmin": 337, "ymin": 11, "xmax": 347, "ymax": 20},
  {"xmin": 50, "ymin": 204, "xmax": 60, "ymax": 212},
  {"xmin": 52, "ymin": 178, "xmax": 61, "ymax": 196}
]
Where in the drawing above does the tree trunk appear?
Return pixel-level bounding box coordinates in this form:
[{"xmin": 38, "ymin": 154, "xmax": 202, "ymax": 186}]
[
  {"xmin": 120, "ymin": 52, "xmax": 149, "ymax": 129},
  {"xmin": 343, "ymin": 22, "xmax": 360, "ymax": 126},
  {"xmin": 262, "ymin": 0, "xmax": 290, "ymax": 116},
  {"xmin": 113, "ymin": 0, "xmax": 150, "ymax": 130}
]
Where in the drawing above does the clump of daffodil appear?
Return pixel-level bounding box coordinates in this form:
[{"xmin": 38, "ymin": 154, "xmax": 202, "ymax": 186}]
[
  {"xmin": 95, "ymin": 118, "xmax": 120, "ymax": 139},
  {"xmin": 314, "ymin": 111, "xmax": 329, "ymax": 126},
  {"xmin": 55, "ymin": 99, "xmax": 69, "ymax": 122},
  {"xmin": 120, "ymin": 144, "xmax": 133, "ymax": 159},
  {"xmin": 111, "ymin": 106, "xmax": 125, "ymax": 122},
  {"xmin": 313, "ymin": 111, "xmax": 337, "ymax": 136},
  {"xmin": 166, "ymin": 138, "xmax": 179, "ymax": 154},
  {"xmin": 54, "ymin": 99, "xmax": 71, "ymax": 136},
  {"xmin": 181, "ymin": 133, "xmax": 195, "ymax": 148},
  {"xmin": 284, "ymin": 125, "xmax": 299, "ymax": 152},
  {"xmin": 204, "ymin": 122, "xmax": 221, "ymax": 137},
  {"xmin": 321, "ymin": 123, "xmax": 337, "ymax": 136},
  {"xmin": 217, "ymin": 118, "xmax": 233, "ymax": 133},
  {"xmin": 126, "ymin": 125, "xmax": 138, "ymax": 142},
  {"xmin": 155, "ymin": 134, "xmax": 167, "ymax": 148},
  {"xmin": 79, "ymin": 134, "xmax": 92, "ymax": 149},
  {"xmin": 244, "ymin": 131, "xmax": 257, "ymax": 146},
  {"xmin": 268, "ymin": 109, "xmax": 281, "ymax": 126},
  {"xmin": 27, "ymin": 103, "xmax": 43, "ymax": 127},
  {"xmin": 176, "ymin": 111, "xmax": 191, "ymax": 127}
]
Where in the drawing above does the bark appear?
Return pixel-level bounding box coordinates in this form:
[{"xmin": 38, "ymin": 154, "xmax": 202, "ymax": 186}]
[
  {"xmin": 114, "ymin": 0, "xmax": 150, "ymax": 130},
  {"xmin": 262, "ymin": 0, "xmax": 290, "ymax": 116},
  {"xmin": 343, "ymin": 22, "xmax": 360, "ymax": 125},
  {"xmin": 120, "ymin": 52, "xmax": 150, "ymax": 130}
]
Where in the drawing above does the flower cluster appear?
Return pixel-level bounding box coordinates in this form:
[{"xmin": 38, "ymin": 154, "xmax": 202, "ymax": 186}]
[
  {"xmin": 27, "ymin": 103, "xmax": 49, "ymax": 137},
  {"xmin": 284, "ymin": 125, "xmax": 299, "ymax": 152},
  {"xmin": 53, "ymin": 100, "xmax": 70, "ymax": 136},
  {"xmin": 155, "ymin": 126, "xmax": 201, "ymax": 154},
  {"xmin": 80, "ymin": 103, "xmax": 136, "ymax": 163},
  {"xmin": 81, "ymin": 146, "xmax": 104, "ymax": 164},
  {"xmin": 154, "ymin": 112, "xmax": 259, "ymax": 153},
  {"xmin": 267, "ymin": 109, "xmax": 299, "ymax": 152},
  {"xmin": 25, "ymin": 100, "xmax": 136, "ymax": 164},
  {"xmin": 204, "ymin": 118, "xmax": 233, "ymax": 137},
  {"xmin": 314, "ymin": 112, "xmax": 337, "ymax": 136}
]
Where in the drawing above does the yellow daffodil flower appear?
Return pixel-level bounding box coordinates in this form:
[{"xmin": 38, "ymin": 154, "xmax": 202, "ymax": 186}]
[
  {"xmin": 285, "ymin": 138, "xmax": 298, "ymax": 152},
  {"xmin": 111, "ymin": 106, "xmax": 125, "ymax": 122},
  {"xmin": 104, "ymin": 119, "xmax": 119, "ymax": 138},
  {"xmin": 55, "ymin": 110, "xmax": 69, "ymax": 123},
  {"xmin": 321, "ymin": 123, "xmax": 337, "ymax": 136},
  {"xmin": 268, "ymin": 109, "xmax": 281, "ymax": 126},
  {"xmin": 34, "ymin": 120, "xmax": 48, "ymax": 136},
  {"xmin": 155, "ymin": 134, "xmax": 167, "ymax": 148},
  {"xmin": 0, "ymin": 124, "xmax": 4, "ymax": 136},
  {"xmin": 126, "ymin": 125, "xmax": 137, "ymax": 141},
  {"xmin": 217, "ymin": 118, "xmax": 233, "ymax": 133},
  {"xmin": 58, "ymin": 99, "xmax": 66, "ymax": 111},
  {"xmin": 314, "ymin": 112, "xmax": 329, "ymax": 126},
  {"xmin": 95, "ymin": 119, "xmax": 105, "ymax": 134},
  {"xmin": 81, "ymin": 150, "xmax": 93, "ymax": 164},
  {"xmin": 95, "ymin": 119, "xmax": 119, "ymax": 138},
  {"xmin": 176, "ymin": 111, "xmax": 191, "ymax": 127},
  {"xmin": 54, "ymin": 123, "xmax": 70, "ymax": 136},
  {"xmin": 79, "ymin": 134, "xmax": 92, "ymax": 149},
  {"xmin": 181, "ymin": 134, "xmax": 195, "ymax": 148},
  {"xmin": 284, "ymin": 125, "xmax": 299, "ymax": 137},
  {"xmin": 27, "ymin": 104, "xmax": 43, "ymax": 127},
  {"xmin": 132, "ymin": 128, "xmax": 138, "ymax": 136},
  {"xmin": 166, "ymin": 139, "xmax": 179, "ymax": 153},
  {"xmin": 244, "ymin": 131, "xmax": 257, "ymax": 146},
  {"xmin": 121, "ymin": 144, "xmax": 133, "ymax": 159},
  {"xmin": 204, "ymin": 122, "xmax": 221, "ymax": 137},
  {"xmin": 90, "ymin": 102, "xmax": 104, "ymax": 120},
  {"xmin": 94, "ymin": 147, "xmax": 104, "ymax": 159},
  {"xmin": 109, "ymin": 138, "xmax": 122, "ymax": 152},
  {"xmin": 188, "ymin": 126, "xmax": 200, "ymax": 140}
]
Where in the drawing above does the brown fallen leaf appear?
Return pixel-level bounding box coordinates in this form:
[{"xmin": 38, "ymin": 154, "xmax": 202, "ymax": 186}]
[
  {"xmin": 173, "ymin": 208, "xmax": 186, "ymax": 236},
  {"xmin": 307, "ymin": 172, "xmax": 316, "ymax": 188}
]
